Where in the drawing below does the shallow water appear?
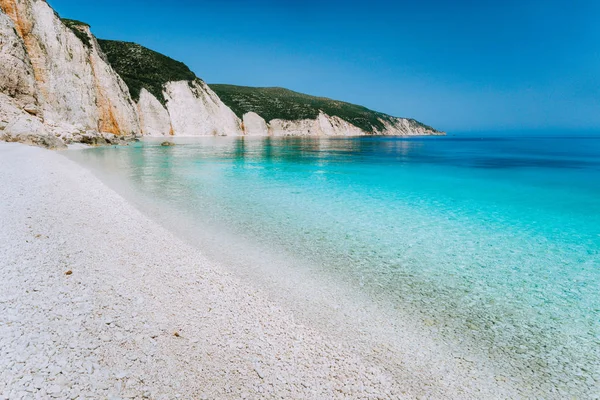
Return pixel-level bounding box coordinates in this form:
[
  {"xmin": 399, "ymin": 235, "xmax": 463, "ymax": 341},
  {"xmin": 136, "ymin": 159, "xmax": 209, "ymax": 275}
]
[{"xmin": 67, "ymin": 134, "xmax": 600, "ymax": 396}]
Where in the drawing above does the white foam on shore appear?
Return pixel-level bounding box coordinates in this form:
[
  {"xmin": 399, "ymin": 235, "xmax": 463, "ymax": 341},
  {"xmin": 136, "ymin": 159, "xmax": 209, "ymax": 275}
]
[{"xmin": 0, "ymin": 142, "xmax": 518, "ymax": 399}]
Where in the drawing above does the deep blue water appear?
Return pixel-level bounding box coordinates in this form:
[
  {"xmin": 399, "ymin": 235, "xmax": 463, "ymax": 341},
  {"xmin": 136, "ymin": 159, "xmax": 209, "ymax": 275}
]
[{"xmin": 67, "ymin": 134, "xmax": 600, "ymax": 396}]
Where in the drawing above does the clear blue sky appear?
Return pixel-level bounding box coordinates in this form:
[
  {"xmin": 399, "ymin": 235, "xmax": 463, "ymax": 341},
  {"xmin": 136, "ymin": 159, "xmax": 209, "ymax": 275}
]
[{"xmin": 49, "ymin": 0, "xmax": 600, "ymax": 132}]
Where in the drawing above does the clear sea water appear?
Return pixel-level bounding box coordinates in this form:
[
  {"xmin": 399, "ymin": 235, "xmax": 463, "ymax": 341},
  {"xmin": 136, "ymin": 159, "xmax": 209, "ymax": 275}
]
[{"xmin": 67, "ymin": 134, "xmax": 600, "ymax": 397}]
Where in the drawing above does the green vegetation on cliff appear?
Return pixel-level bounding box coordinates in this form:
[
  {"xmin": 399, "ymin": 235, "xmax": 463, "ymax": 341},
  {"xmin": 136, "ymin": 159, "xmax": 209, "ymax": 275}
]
[
  {"xmin": 61, "ymin": 19, "xmax": 92, "ymax": 49},
  {"xmin": 210, "ymin": 85, "xmax": 438, "ymax": 134},
  {"xmin": 97, "ymin": 40, "xmax": 197, "ymax": 105}
]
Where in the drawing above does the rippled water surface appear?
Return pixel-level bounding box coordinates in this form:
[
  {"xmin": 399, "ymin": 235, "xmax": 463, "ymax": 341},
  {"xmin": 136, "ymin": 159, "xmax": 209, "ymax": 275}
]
[{"xmin": 67, "ymin": 134, "xmax": 600, "ymax": 396}]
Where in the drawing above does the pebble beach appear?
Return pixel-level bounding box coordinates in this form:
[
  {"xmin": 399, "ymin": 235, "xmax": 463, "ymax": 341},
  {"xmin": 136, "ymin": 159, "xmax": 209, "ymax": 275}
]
[{"xmin": 0, "ymin": 142, "xmax": 520, "ymax": 399}]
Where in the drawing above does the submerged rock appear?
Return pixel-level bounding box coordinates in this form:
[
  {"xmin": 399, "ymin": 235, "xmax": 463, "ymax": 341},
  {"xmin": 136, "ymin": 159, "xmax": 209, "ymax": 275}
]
[{"xmin": 161, "ymin": 141, "xmax": 175, "ymax": 147}]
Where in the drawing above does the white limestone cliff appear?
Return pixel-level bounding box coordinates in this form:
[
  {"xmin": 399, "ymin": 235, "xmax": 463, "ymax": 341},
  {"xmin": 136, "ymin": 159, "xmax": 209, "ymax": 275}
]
[
  {"xmin": 265, "ymin": 112, "xmax": 432, "ymax": 137},
  {"xmin": 0, "ymin": 9, "xmax": 41, "ymax": 138},
  {"xmin": 374, "ymin": 117, "xmax": 444, "ymax": 136},
  {"xmin": 0, "ymin": 0, "xmax": 247, "ymax": 144},
  {"xmin": 267, "ymin": 119, "xmax": 314, "ymax": 136},
  {"xmin": 135, "ymin": 91, "xmax": 439, "ymax": 138},
  {"xmin": 136, "ymin": 80, "xmax": 244, "ymax": 137},
  {"xmin": 316, "ymin": 113, "xmax": 365, "ymax": 136},
  {"xmin": 267, "ymin": 112, "xmax": 363, "ymax": 137},
  {"xmin": 235, "ymin": 111, "xmax": 440, "ymax": 137},
  {"xmin": 242, "ymin": 112, "xmax": 268, "ymax": 136},
  {"xmin": 0, "ymin": 12, "xmax": 37, "ymax": 111},
  {"xmin": 137, "ymin": 88, "xmax": 172, "ymax": 137},
  {"xmin": 163, "ymin": 80, "xmax": 243, "ymax": 137},
  {"xmin": 0, "ymin": 0, "xmax": 140, "ymax": 144}
]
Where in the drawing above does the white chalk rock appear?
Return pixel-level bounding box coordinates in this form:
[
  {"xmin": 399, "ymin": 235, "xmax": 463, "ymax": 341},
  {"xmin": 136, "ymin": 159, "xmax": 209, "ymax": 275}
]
[
  {"xmin": 268, "ymin": 118, "xmax": 318, "ymax": 136},
  {"xmin": 0, "ymin": 0, "xmax": 140, "ymax": 136},
  {"xmin": 268, "ymin": 112, "xmax": 367, "ymax": 136},
  {"xmin": 374, "ymin": 117, "xmax": 443, "ymax": 136},
  {"xmin": 242, "ymin": 112, "xmax": 268, "ymax": 136},
  {"xmin": 0, "ymin": 93, "xmax": 30, "ymax": 125},
  {"xmin": 3, "ymin": 115, "xmax": 66, "ymax": 149},
  {"xmin": 164, "ymin": 80, "xmax": 242, "ymax": 136},
  {"xmin": 316, "ymin": 112, "xmax": 365, "ymax": 136},
  {"xmin": 0, "ymin": 11, "xmax": 38, "ymax": 108},
  {"xmin": 137, "ymin": 89, "xmax": 172, "ymax": 137}
]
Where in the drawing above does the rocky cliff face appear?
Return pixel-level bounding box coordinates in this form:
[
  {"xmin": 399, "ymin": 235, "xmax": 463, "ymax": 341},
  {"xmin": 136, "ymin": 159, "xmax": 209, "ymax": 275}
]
[
  {"xmin": 374, "ymin": 117, "xmax": 443, "ymax": 136},
  {"xmin": 136, "ymin": 80, "xmax": 243, "ymax": 137},
  {"xmin": 241, "ymin": 112, "xmax": 442, "ymax": 137},
  {"xmin": 0, "ymin": 11, "xmax": 37, "ymax": 112},
  {"xmin": 242, "ymin": 112, "xmax": 269, "ymax": 136},
  {"xmin": 98, "ymin": 39, "xmax": 243, "ymax": 138},
  {"xmin": 211, "ymin": 85, "xmax": 444, "ymax": 137},
  {"xmin": 0, "ymin": 9, "xmax": 40, "ymax": 133},
  {"xmin": 0, "ymin": 0, "xmax": 443, "ymax": 148},
  {"xmin": 0, "ymin": 0, "xmax": 140, "ymax": 146},
  {"xmin": 162, "ymin": 80, "xmax": 242, "ymax": 136},
  {"xmin": 137, "ymin": 88, "xmax": 172, "ymax": 137},
  {"xmin": 262, "ymin": 112, "xmax": 435, "ymax": 137},
  {"xmin": 262, "ymin": 112, "xmax": 365, "ymax": 137}
]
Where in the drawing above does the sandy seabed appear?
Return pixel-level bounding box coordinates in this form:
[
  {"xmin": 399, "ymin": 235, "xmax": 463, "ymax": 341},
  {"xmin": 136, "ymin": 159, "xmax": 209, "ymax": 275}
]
[{"xmin": 0, "ymin": 142, "xmax": 517, "ymax": 399}]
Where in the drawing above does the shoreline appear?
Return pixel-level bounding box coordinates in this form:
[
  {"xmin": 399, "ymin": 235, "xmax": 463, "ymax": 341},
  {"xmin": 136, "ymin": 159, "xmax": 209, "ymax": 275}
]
[{"xmin": 1, "ymin": 142, "xmax": 516, "ymax": 399}]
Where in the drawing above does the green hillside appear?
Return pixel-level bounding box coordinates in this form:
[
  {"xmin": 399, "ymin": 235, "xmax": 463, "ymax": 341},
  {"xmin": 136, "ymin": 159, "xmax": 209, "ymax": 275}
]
[
  {"xmin": 210, "ymin": 85, "xmax": 438, "ymax": 134},
  {"xmin": 97, "ymin": 40, "xmax": 197, "ymax": 105}
]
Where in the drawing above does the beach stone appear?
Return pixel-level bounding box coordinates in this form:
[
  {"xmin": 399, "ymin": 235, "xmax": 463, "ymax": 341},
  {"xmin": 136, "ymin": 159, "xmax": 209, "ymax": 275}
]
[
  {"xmin": 47, "ymin": 385, "xmax": 61, "ymax": 394},
  {"xmin": 23, "ymin": 104, "xmax": 38, "ymax": 116},
  {"xmin": 2, "ymin": 116, "xmax": 66, "ymax": 150},
  {"xmin": 79, "ymin": 132, "xmax": 100, "ymax": 145},
  {"xmin": 101, "ymin": 132, "xmax": 117, "ymax": 143}
]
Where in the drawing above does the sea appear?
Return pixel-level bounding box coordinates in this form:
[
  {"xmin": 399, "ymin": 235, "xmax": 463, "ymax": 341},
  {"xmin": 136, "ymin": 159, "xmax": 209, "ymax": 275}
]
[{"xmin": 66, "ymin": 133, "xmax": 600, "ymax": 397}]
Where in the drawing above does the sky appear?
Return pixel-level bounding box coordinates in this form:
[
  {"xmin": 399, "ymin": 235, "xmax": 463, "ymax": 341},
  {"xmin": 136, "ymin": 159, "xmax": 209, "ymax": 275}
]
[{"xmin": 48, "ymin": 0, "xmax": 600, "ymax": 133}]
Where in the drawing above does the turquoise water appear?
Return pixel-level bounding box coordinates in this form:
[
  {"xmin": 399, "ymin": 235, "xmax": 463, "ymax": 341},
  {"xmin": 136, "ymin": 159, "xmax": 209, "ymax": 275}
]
[{"xmin": 67, "ymin": 134, "xmax": 600, "ymax": 396}]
